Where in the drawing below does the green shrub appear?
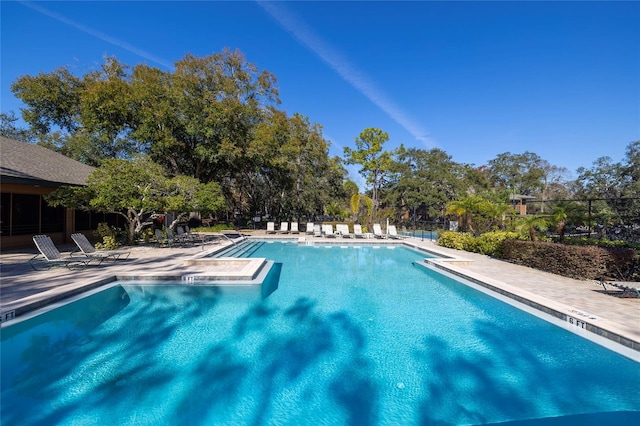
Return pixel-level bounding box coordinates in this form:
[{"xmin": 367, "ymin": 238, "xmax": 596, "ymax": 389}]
[
  {"xmin": 437, "ymin": 231, "xmax": 473, "ymax": 250},
  {"xmin": 438, "ymin": 231, "xmax": 523, "ymax": 256},
  {"xmin": 93, "ymin": 222, "xmax": 122, "ymax": 249},
  {"xmin": 95, "ymin": 235, "xmax": 119, "ymax": 250},
  {"xmin": 465, "ymin": 231, "xmax": 524, "ymax": 257},
  {"xmin": 139, "ymin": 228, "xmax": 155, "ymax": 243}
]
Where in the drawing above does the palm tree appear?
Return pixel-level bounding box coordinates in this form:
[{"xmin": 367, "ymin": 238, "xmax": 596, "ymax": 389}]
[
  {"xmin": 445, "ymin": 195, "xmax": 492, "ymax": 235},
  {"xmin": 551, "ymin": 201, "xmax": 585, "ymax": 241},
  {"xmin": 516, "ymin": 214, "xmax": 550, "ymax": 241}
]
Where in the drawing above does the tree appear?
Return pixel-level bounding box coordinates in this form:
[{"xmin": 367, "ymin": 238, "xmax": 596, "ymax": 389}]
[
  {"xmin": 574, "ymin": 142, "xmax": 640, "ymax": 237},
  {"xmin": 10, "ymin": 50, "xmax": 349, "ymax": 223},
  {"xmin": 620, "ymin": 141, "xmax": 640, "ymax": 224},
  {"xmin": 389, "ymin": 148, "xmax": 467, "ymax": 225},
  {"xmin": 10, "ymin": 58, "xmax": 144, "ymax": 166},
  {"xmin": 0, "ymin": 111, "xmax": 35, "ymax": 142},
  {"xmin": 45, "ymin": 156, "xmax": 225, "ymax": 244},
  {"xmin": 164, "ymin": 176, "xmax": 226, "ymax": 230},
  {"xmin": 539, "ymin": 160, "xmax": 570, "ymax": 211},
  {"xmin": 515, "ymin": 214, "xmax": 550, "ymax": 242},
  {"xmin": 446, "ymin": 195, "xmax": 495, "ymax": 235},
  {"xmin": 487, "ymin": 151, "xmax": 546, "ymax": 196},
  {"xmin": 575, "ymin": 156, "xmax": 622, "ymax": 200},
  {"xmin": 11, "ymin": 66, "xmax": 84, "ymax": 135},
  {"xmin": 10, "ymin": 50, "xmax": 280, "ymax": 172},
  {"xmin": 549, "ymin": 201, "xmax": 585, "ymax": 241},
  {"xmin": 343, "ymin": 128, "xmax": 402, "ymax": 215},
  {"xmin": 350, "ymin": 193, "xmax": 374, "ymax": 224},
  {"xmin": 247, "ymin": 110, "xmax": 345, "ymax": 221}
]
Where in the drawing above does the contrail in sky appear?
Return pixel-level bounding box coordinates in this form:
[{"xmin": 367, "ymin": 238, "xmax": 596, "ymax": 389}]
[
  {"xmin": 257, "ymin": 1, "xmax": 435, "ymax": 148},
  {"xmin": 19, "ymin": 1, "xmax": 173, "ymax": 70}
]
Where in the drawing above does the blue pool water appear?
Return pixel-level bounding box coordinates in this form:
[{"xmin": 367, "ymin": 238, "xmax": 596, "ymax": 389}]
[{"xmin": 2, "ymin": 242, "xmax": 639, "ymax": 425}]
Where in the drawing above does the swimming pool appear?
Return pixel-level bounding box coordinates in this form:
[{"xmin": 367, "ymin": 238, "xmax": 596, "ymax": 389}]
[{"xmin": 2, "ymin": 242, "xmax": 639, "ymax": 425}]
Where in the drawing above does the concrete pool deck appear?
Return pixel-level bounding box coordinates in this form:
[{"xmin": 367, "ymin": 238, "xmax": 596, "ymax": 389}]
[{"xmin": 1, "ymin": 232, "xmax": 638, "ymax": 356}]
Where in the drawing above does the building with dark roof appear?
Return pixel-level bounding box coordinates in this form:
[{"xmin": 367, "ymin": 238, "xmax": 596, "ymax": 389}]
[{"xmin": 0, "ymin": 137, "xmax": 101, "ymax": 250}]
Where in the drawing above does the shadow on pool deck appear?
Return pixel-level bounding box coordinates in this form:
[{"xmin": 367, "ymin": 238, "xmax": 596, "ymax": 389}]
[{"xmin": 1, "ymin": 234, "xmax": 638, "ymax": 356}]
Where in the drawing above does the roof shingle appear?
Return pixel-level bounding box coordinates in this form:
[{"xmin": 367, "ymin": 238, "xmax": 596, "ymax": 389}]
[{"xmin": 0, "ymin": 136, "xmax": 95, "ymax": 187}]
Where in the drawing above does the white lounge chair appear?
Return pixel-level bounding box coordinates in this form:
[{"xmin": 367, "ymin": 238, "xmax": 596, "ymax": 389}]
[
  {"xmin": 266, "ymin": 222, "xmax": 276, "ymax": 234},
  {"xmin": 373, "ymin": 223, "xmax": 387, "ymax": 239},
  {"xmin": 306, "ymin": 222, "xmax": 315, "ymax": 234},
  {"xmin": 290, "ymin": 222, "xmax": 300, "ymax": 234},
  {"xmin": 30, "ymin": 235, "xmax": 91, "ymax": 270},
  {"xmin": 279, "ymin": 222, "xmax": 289, "ymax": 234},
  {"xmin": 339, "ymin": 224, "xmax": 353, "ymax": 238},
  {"xmin": 353, "ymin": 224, "xmax": 365, "ymax": 238},
  {"xmin": 71, "ymin": 233, "xmax": 130, "ymax": 263},
  {"xmin": 387, "ymin": 225, "xmax": 404, "ymax": 240},
  {"xmin": 387, "ymin": 225, "xmax": 404, "ymax": 239},
  {"xmin": 313, "ymin": 224, "xmax": 322, "ymax": 237},
  {"xmin": 322, "ymin": 224, "xmax": 337, "ymax": 238}
]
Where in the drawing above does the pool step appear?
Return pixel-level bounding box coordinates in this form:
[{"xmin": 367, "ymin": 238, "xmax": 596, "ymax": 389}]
[{"xmin": 212, "ymin": 241, "xmax": 264, "ymax": 258}]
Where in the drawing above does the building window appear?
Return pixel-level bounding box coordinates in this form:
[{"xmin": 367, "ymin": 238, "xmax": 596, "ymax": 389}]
[
  {"xmin": 41, "ymin": 201, "xmax": 65, "ymax": 233},
  {"xmin": 11, "ymin": 194, "xmax": 40, "ymax": 235},
  {"xmin": 0, "ymin": 193, "xmax": 10, "ymax": 236},
  {"xmin": 75, "ymin": 209, "xmax": 92, "ymax": 230}
]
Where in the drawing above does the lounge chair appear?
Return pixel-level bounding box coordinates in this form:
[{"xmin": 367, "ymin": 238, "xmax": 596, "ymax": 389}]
[
  {"xmin": 184, "ymin": 225, "xmax": 205, "ymax": 243},
  {"xmin": 279, "ymin": 222, "xmax": 289, "ymax": 234},
  {"xmin": 387, "ymin": 225, "xmax": 404, "ymax": 240},
  {"xmin": 154, "ymin": 229, "xmax": 169, "ymax": 247},
  {"xmin": 306, "ymin": 222, "xmax": 315, "ymax": 234},
  {"xmin": 322, "ymin": 224, "xmax": 337, "ymax": 238},
  {"xmin": 71, "ymin": 233, "xmax": 130, "ymax": 263},
  {"xmin": 167, "ymin": 228, "xmax": 188, "ymax": 246},
  {"xmin": 30, "ymin": 235, "xmax": 91, "ymax": 270},
  {"xmin": 313, "ymin": 224, "xmax": 322, "ymax": 237},
  {"xmin": 373, "ymin": 223, "xmax": 387, "ymax": 239},
  {"xmin": 353, "ymin": 224, "xmax": 365, "ymax": 238},
  {"xmin": 290, "ymin": 222, "xmax": 300, "ymax": 234},
  {"xmin": 176, "ymin": 226, "xmax": 204, "ymax": 244},
  {"xmin": 339, "ymin": 224, "xmax": 353, "ymax": 238},
  {"xmin": 266, "ymin": 222, "xmax": 276, "ymax": 234},
  {"xmin": 155, "ymin": 228, "xmax": 180, "ymax": 247}
]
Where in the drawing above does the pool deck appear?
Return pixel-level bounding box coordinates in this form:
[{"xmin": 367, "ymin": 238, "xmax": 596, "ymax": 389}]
[{"xmin": 1, "ymin": 231, "xmax": 638, "ymax": 357}]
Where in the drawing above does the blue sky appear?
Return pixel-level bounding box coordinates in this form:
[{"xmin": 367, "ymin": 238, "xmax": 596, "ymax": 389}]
[{"xmin": 2, "ymin": 1, "xmax": 639, "ymax": 183}]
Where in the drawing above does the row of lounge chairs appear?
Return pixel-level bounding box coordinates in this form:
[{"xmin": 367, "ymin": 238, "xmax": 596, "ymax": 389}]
[
  {"xmin": 30, "ymin": 233, "xmax": 130, "ymax": 271},
  {"xmin": 265, "ymin": 222, "xmax": 406, "ymax": 239},
  {"xmin": 154, "ymin": 225, "xmax": 206, "ymax": 247}
]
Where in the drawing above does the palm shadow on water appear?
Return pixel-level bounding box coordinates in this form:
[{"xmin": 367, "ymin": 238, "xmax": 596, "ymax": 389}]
[
  {"xmin": 405, "ymin": 264, "xmax": 640, "ymax": 425},
  {"xmin": 1, "ymin": 284, "xmax": 224, "ymax": 425},
  {"xmin": 172, "ymin": 296, "xmax": 380, "ymax": 425},
  {"xmin": 3, "ymin": 272, "xmax": 380, "ymax": 425},
  {"xmin": 414, "ymin": 317, "xmax": 640, "ymax": 426}
]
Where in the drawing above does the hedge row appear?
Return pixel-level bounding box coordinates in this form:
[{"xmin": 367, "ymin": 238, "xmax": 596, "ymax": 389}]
[
  {"xmin": 501, "ymin": 240, "xmax": 638, "ymax": 281},
  {"xmin": 437, "ymin": 231, "xmax": 639, "ymax": 281}
]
